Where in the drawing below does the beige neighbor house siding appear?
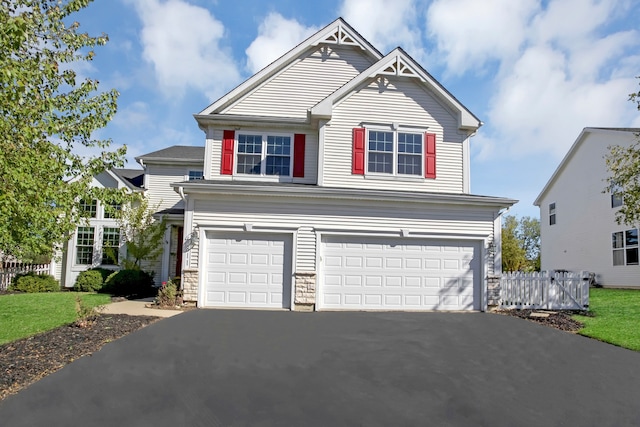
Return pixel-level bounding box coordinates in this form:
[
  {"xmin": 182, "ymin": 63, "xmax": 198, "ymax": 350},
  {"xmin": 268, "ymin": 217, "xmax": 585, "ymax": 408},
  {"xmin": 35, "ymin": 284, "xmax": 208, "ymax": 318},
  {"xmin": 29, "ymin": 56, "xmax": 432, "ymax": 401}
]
[
  {"xmin": 206, "ymin": 128, "xmax": 319, "ymax": 184},
  {"xmin": 186, "ymin": 194, "xmax": 497, "ymax": 272},
  {"xmin": 322, "ymin": 77, "xmax": 467, "ymax": 193},
  {"xmin": 145, "ymin": 165, "xmax": 196, "ymax": 211},
  {"xmin": 224, "ymin": 45, "xmax": 375, "ymax": 118}
]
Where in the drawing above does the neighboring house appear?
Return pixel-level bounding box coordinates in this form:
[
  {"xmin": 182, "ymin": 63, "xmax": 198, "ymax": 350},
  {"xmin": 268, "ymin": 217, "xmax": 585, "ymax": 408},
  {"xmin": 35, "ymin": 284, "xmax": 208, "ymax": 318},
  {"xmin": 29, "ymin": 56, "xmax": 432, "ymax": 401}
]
[
  {"xmin": 58, "ymin": 147, "xmax": 204, "ymax": 288},
  {"xmin": 58, "ymin": 169, "xmax": 144, "ymax": 287},
  {"xmin": 534, "ymin": 127, "xmax": 640, "ymax": 287},
  {"xmin": 170, "ymin": 18, "xmax": 516, "ymax": 311}
]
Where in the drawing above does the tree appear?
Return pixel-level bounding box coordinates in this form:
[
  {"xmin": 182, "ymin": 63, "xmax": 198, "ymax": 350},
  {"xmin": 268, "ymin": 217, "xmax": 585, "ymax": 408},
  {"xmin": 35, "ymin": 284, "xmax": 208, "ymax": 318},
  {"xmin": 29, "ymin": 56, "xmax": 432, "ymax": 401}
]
[
  {"xmin": 604, "ymin": 77, "xmax": 640, "ymax": 226},
  {"xmin": 0, "ymin": 0, "xmax": 126, "ymax": 261},
  {"xmin": 116, "ymin": 196, "xmax": 166, "ymax": 271},
  {"xmin": 501, "ymin": 215, "xmax": 540, "ymax": 272}
]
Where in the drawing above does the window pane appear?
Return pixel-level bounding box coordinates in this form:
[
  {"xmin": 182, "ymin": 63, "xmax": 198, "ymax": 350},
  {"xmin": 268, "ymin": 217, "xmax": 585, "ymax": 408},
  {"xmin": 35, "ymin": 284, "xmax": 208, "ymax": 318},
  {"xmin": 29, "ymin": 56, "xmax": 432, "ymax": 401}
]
[
  {"xmin": 76, "ymin": 227, "xmax": 94, "ymax": 265},
  {"xmin": 80, "ymin": 199, "xmax": 97, "ymax": 218},
  {"xmin": 613, "ymin": 249, "xmax": 625, "ymax": 266},
  {"xmin": 612, "ymin": 232, "xmax": 624, "ymax": 249},
  {"xmin": 549, "ymin": 202, "xmax": 555, "ymax": 213},
  {"xmin": 368, "ymin": 131, "xmax": 393, "ymax": 152},
  {"xmin": 612, "ymin": 193, "xmax": 623, "ymax": 208},
  {"xmin": 397, "ymin": 154, "xmax": 422, "ymax": 175},
  {"xmin": 266, "ymin": 136, "xmax": 291, "ymax": 155},
  {"xmin": 237, "ymin": 134, "xmax": 262, "ymax": 154},
  {"xmin": 625, "ymin": 229, "xmax": 638, "ymax": 247},
  {"xmin": 626, "ymin": 248, "xmax": 639, "ymax": 265},
  {"xmin": 398, "ymin": 133, "xmax": 422, "ymax": 154},
  {"xmin": 368, "ymin": 152, "xmax": 393, "ymax": 173},
  {"xmin": 236, "ymin": 154, "xmax": 261, "ymax": 174},
  {"xmin": 104, "ymin": 203, "xmax": 121, "ymax": 219},
  {"xmin": 102, "ymin": 227, "xmax": 120, "ymax": 265},
  {"xmin": 265, "ymin": 155, "xmax": 290, "ymax": 176},
  {"xmin": 188, "ymin": 170, "xmax": 203, "ymax": 181},
  {"xmin": 549, "ymin": 214, "xmax": 556, "ymax": 226}
]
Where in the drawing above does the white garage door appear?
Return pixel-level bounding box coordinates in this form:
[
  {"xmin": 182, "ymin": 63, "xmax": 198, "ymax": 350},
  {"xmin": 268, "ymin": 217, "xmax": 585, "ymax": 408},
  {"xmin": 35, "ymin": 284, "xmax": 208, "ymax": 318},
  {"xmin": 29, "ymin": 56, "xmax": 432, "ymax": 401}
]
[
  {"xmin": 319, "ymin": 236, "xmax": 480, "ymax": 311},
  {"xmin": 204, "ymin": 232, "xmax": 292, "ymax": 308}
]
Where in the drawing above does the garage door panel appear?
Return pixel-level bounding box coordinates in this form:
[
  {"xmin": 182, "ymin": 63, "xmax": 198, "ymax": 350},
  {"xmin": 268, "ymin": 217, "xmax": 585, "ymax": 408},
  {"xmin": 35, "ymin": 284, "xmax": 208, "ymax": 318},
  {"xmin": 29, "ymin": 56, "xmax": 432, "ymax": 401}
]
[
  {"xmin": 204, "ymin": 232, "xmax": 291, "ymax": 309},
  {"xmin": 320, "ymin": 236, "xmax": 480, "ymax": 311}
]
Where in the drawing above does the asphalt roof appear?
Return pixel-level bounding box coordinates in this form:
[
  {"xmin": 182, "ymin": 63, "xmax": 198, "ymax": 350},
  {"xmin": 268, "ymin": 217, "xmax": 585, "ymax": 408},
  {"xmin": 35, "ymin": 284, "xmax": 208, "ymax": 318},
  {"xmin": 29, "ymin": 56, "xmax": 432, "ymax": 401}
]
[
  {"xmin": 135, "ymin": 146, "xmax": 205, "ymax": 162},
  {"xmin": 112, "ymin": 168, "xmax": 144, "ymax": 189}
]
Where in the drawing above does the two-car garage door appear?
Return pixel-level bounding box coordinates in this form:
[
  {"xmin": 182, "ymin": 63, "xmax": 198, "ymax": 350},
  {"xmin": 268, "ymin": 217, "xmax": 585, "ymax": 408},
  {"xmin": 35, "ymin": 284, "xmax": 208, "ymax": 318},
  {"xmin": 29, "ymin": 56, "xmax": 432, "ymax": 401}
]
[
  {"xmin": 319, "ymin": 236, "xmax": 480, "ymax": 311},
  {"xmin": 202, "ymin": 232, "xmax": 480, "ymax": 311}
]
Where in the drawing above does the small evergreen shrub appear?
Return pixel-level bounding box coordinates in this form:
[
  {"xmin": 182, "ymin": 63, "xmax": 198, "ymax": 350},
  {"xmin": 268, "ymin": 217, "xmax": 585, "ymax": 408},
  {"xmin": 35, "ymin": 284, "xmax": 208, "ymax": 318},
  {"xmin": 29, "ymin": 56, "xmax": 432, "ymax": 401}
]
[
  {"xmin": 74, "ymin": 270, "xmax": 104, "ymax": 292},
  {"xmin": 10, "ymin": 272, "xmax": 60, "ymax": 293},
  {"xmin": 89, "ymin": 267, "xmax": 115, "ymax": 283},
  {"xmin": 155, "ymin": 280, "xmax": 178, "ymax": 307},
  {"xmin": 101, "ymin": 269, "xmax": 155, "ymax": 298}
]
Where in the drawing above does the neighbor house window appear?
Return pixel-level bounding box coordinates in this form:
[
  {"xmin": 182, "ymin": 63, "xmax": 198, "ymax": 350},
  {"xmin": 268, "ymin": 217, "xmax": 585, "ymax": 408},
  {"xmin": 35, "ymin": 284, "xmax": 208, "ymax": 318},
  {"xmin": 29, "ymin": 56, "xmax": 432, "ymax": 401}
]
[
  {"xmin": 76, "ymin": 227, "xmax": 95, "ymax": 265},
  {"xmin": 80, "ymin": 199, "xmax": 97, "ymax": 218},
  {"xmin": 236, "ymin": 133, "xmax": 291, "ymax": 176},
  {"xmin": 613, "ymin": 228, "xmax": 638, "ymax": 266},
  {"xmin": 188, "ymin": 170, "xmax": 203, "ymax": 181},
  {"xmin": 101, "ymin": 227, "xmax": 120, "ymax": 265},
  {"xmin": 367, "ymin": 129, "xmax": 423, "ymax": 176},
  {"xmin": 611, "ymin": 183, "xmax": 623, "ymax": 208},
  {"xmin": 549, "ymin": 202, "xmax": 556, "ymax": 226}
]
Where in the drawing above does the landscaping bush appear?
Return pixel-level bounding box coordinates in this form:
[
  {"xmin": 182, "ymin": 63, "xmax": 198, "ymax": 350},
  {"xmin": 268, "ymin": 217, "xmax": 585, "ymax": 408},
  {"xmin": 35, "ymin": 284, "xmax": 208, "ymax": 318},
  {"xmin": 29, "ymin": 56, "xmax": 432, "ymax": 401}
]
[
  {"xmin": 73, "ymin": 270, "xmax": 104, "ymax": 292},
  {"xmin": 89, "ymin": 267, "xmax": 115, "ymax": 283},
  {"xmin": 100, "ymin": 269, "xmax": 155, "ymax": 298},
  {"xmin": 155, "ymin": 280, "xmax": 178, "ymax": 307},
  {"xmin": 10, "ymin": 272, "xmax": 60, "ymax": 293}
]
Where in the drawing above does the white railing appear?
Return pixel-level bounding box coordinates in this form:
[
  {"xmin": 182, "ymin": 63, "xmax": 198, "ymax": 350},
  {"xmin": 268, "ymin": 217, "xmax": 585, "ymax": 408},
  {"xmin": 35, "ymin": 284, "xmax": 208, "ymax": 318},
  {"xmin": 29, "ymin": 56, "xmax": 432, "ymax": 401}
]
[
  {"xmin": 500, "ymin": 271, "xmax": 590, "ymax": 310},
  {"xmin": 0, "ymin": 262, "xmax": 53, "ymax": 291}
]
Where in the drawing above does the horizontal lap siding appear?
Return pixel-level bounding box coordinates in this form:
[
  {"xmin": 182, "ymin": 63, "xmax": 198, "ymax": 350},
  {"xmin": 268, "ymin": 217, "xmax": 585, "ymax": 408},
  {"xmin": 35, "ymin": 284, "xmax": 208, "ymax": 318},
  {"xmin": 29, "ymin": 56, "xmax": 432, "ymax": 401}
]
[
  {"xmin": 207, "ymin": 129, "xmax": 319, "ymax": 184},
  {"xmin": 188, "ymin": 195, "xmax": 495, "ymax": 270},
  {"xmin": 146, "ymin": 165, "xmax": 188, "ymax": 211},
  {"xmin": 225, "ymin": 45, "xmax": 374, "ymax": 118},
  {"xmin": 323, "ymin": 78, "xmax": 463, "ymax": 193}
]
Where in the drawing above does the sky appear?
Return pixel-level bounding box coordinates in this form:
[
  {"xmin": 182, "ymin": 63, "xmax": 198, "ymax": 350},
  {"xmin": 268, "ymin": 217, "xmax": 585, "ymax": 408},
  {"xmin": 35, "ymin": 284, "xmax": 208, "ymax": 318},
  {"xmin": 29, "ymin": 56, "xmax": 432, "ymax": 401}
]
[{"xmin": 72, "ymin": 0, "xmax": 640, "ymax": 218}]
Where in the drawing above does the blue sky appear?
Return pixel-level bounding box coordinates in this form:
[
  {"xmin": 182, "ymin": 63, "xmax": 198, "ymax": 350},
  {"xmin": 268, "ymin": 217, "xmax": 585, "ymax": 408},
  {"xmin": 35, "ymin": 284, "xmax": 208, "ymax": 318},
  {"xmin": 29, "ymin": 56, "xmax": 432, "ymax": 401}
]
[{"xmin": 73, "ymin": 0, "xmax": 640, "ymax": 218}]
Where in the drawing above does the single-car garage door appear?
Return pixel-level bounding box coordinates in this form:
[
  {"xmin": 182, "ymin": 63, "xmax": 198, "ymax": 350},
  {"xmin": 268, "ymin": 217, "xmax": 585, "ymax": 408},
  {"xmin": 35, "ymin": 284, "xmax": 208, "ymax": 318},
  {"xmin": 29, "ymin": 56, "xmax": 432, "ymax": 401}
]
[
  {"xmin": 203, "ymin": 232, "xmax": 292, "ymax": 308},
  {"xmin": 319, "ymin": 236, "xmax": 480, "ymax": 311}
]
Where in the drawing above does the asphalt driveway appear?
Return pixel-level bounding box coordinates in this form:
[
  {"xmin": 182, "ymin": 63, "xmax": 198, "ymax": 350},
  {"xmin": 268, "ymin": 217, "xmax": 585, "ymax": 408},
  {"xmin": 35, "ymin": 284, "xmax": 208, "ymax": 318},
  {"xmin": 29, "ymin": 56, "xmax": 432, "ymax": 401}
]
[{"xmin": 1, "ymin": 310, "xmax": 640, "ymax": 426}]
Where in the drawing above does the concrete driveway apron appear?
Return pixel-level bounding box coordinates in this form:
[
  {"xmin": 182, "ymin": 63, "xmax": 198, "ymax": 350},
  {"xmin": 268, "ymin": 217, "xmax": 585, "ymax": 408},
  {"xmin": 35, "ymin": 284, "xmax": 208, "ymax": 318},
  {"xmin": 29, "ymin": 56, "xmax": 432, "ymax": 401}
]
[{"xmin": 1, "ymin": 310, "xmax": 639, "ymax": 426}]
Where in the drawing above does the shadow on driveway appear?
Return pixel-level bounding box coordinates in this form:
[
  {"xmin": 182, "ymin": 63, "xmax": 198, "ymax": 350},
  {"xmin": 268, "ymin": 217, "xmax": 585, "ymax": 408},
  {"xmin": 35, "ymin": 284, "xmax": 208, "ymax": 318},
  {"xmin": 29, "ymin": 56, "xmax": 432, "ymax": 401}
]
[{"xmin": 1, "ymin": 310, "xmax": 639, "ymax": 426}]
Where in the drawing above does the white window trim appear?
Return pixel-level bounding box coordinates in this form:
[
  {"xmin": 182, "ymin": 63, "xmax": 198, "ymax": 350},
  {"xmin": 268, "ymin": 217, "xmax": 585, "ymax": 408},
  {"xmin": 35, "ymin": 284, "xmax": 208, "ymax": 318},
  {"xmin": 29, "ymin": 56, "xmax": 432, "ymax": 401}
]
[
  {"xmin": 187, "ymin": 170, "xmax": 204, "ymax": 181},
  {"xmin": 234, "ymin": 131, "xmax": 294, "ymax": 181},
  {"xmin": 613, "ymin": 228, "xmax": 639, "ymax": 267},
  {"xmin": 364, "ymin": 125, "xmax": 426, "ymax": 179},
  {"xmin": 73, "ymin": 224, "xmax": 124, "ymax": 268}
]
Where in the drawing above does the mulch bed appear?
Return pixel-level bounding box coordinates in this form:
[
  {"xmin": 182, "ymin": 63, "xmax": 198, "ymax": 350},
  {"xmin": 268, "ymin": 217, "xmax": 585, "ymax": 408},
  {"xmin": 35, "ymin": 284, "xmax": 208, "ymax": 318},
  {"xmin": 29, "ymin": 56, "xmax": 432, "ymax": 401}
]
[
  {"xmin": 0, "ymin": 314, "xmax": 160, "ymax": 401},
  {"xmin": 495, "ymin": 309, "xmax": 589, "ymax": 332}
]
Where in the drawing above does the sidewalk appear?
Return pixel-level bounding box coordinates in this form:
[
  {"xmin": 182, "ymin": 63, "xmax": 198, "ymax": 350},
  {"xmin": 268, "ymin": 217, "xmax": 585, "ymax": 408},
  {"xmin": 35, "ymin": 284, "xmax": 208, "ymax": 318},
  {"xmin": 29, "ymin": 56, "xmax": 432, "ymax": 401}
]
[{"xmin": 101, "ymin": 297, "xmax": 184, "ymax": 318}]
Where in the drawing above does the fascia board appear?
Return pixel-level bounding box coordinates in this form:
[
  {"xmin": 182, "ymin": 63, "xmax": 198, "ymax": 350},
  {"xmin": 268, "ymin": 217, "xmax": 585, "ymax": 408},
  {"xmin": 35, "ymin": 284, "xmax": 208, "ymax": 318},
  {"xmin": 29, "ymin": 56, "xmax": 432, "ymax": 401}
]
[
  {"xmin": 198, "ymin": 18, "xmax": 382, "ymax": 116},
  {"xmin": 172, "ymin": 182, "xmax": 517, "ymax": 209},
  {"xmin": 193, "ymin": 114, "xmax": 314, "ymax": 130},
  {"xmin": 533, "ymin": 128, "xmax": 590, "ymax": 206}
]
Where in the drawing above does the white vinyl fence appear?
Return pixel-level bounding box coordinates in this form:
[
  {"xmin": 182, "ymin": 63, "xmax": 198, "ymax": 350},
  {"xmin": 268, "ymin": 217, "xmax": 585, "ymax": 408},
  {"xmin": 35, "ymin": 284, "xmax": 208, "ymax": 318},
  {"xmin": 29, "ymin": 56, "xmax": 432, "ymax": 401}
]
[
  {"xmin": 0, "ymin": 261, "xmax": 53, "ymax": 291},
  {"xmin": 500, "ymin": 271, "xmax": 590, "ymax": 310}
]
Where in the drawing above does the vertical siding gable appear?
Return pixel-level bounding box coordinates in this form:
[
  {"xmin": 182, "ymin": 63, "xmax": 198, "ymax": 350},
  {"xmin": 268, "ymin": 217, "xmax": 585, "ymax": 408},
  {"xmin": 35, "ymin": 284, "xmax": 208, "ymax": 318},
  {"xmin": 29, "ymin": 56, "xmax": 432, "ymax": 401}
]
[{"xmin": 224, "ymin": 45, "xmax": 375, "ymax": 118}]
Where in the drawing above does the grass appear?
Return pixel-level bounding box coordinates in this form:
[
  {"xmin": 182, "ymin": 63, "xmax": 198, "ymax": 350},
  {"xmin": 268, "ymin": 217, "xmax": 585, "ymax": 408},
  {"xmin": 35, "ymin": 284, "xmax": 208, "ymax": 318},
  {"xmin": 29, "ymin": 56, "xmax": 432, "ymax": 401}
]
[
  {"xmin": 574, "ymin": 288, "xmax": 640, "ymax": 351},
  {"xmin": 0, "ymin": 292, "xmax": 111, "ymax": 345}
]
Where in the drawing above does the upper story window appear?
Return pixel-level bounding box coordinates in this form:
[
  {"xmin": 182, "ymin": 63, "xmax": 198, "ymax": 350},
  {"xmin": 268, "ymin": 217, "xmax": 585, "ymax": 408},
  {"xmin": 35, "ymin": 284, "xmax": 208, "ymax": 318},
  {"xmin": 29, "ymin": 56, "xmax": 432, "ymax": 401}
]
[
  {"xmin": 188, "ymin": 170, "xmax": 204, "ymax": 181},
  {"xmin": 236, "ymin": 133, "xmax": 291, "ymax": 176},
  {"xmin": 611, "ymin": 184, "xmax": 623, "ymax": 208},
  {"xmin": 367, "ymin": 130, "xmax": 423, "ymax": 176},
  {"xmin": 80, "ymin": 199, "xmax": 97, "ymax": 218},
  {"xmin": 103, "ymin": 202, "xmax": 121, "ymax": 219},
  {"xmin": 352, "ymin": 127, "xmax": 436, "ymax": 179},
  {"xmin": 613, "ymin": 228, "xmax": 638, "ymax": 266},
  {"xmin": 549, "ymin": 202, "xmax": 556, "ymax": 225}
]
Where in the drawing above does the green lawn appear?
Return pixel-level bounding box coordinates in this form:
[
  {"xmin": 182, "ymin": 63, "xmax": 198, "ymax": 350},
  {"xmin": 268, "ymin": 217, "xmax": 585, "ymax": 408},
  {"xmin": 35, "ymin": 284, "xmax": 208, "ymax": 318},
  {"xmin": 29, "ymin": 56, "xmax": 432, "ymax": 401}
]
[
  {"xmin": 574, "ymin": 288, "xmax": 640, "ymax": 351},
  {"xmin": 0, "ymin": 292, "xmax": 111, "ymax": 345}
]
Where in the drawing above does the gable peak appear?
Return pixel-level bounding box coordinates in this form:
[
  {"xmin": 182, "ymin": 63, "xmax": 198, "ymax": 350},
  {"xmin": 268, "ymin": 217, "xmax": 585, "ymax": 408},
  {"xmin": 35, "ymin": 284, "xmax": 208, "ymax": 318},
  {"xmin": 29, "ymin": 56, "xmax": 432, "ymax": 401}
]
[
  {"xmin": 379, "ymin": 53, "xmax": 422, "ymax": 79},
  {"xmin": 315, "ymin": 23, "xmax": 361, "ymax": 48}
]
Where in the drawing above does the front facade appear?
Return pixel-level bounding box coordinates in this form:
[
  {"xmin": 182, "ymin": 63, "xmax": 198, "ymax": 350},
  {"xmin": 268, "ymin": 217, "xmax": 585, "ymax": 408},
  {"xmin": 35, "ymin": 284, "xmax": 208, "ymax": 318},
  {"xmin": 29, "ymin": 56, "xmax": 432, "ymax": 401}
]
[
  {"xmin": 173, "ymin": 18, "xmax": 515, "ymax": 311},
  {"xmin": 535, "ymin": 127, "xmax": 640, "ymax": 287}
]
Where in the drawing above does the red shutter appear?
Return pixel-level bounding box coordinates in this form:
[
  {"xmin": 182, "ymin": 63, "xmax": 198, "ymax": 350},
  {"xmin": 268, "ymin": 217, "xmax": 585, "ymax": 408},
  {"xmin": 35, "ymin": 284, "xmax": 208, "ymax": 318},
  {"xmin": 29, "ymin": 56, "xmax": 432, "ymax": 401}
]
[
  {"xmin": 425, "ymin": 132, "xmax": 436, "ymax": 179},
  {"xmin": 221, "ymin": 130, "xmax": 235, "ymax": 175},
  {"xmin": 293, "ymin": 134, "xmax": 305, "ymax": 177},
  {"xmin": 352, "ymin": 128, "xmax": 365, "ymax": 175}
]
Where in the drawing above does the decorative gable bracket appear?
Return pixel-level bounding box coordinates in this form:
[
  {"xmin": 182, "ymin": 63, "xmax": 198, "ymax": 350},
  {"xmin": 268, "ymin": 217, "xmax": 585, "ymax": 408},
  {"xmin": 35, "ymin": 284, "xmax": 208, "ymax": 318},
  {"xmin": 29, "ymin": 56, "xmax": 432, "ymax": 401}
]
[
  {"xmin": 378, "ymin": 56, "xmax": 424, "ymax": 80},
  {"xmin": 313, "ymin": 25, "xmax": 364, "ymax": 49}
]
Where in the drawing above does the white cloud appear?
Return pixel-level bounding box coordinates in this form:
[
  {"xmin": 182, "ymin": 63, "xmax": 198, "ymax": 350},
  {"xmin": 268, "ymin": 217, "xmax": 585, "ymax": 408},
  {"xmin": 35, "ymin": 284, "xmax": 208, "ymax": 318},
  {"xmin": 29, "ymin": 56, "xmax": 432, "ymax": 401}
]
[
  {"xmin": 426, "ymin": 0, "xmax": 539, "ymax": 75},
  {"xmin": 112, "ymin": 101, "xmax": 152, "ymax": 130},
  {"xmin": 245, "ymin": 13, "xmax": 319, "ymax": 74},
  {"xmin": 339, "ymin": 0, "xmax": 425, "ymax": 60},
  {"xmin": 425, "ymin": 0, "xmax": 640, "ymax": 160},
  {"xmin": 127, "ymin": 0, "xmax": 241, "ymax": 100}
]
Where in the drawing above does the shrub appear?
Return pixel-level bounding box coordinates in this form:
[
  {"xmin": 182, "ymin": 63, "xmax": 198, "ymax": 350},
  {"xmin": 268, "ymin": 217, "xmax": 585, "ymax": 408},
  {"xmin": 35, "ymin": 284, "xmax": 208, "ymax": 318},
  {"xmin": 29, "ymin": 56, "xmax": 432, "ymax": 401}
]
[
  {"xmin": 89, "ymin": 267, "xmax": 115, "ymax": 283},
  {"xmin": 74, "ymin": 270, "xmax": 104, "ymax": 292},
  {"xmin": 10, "ymin": 272, "xmax": 60, "ymax": 293},
  {"xmin": 156, "ymin": 280, "xmax": 178, "ymax": 307},
  {"xmin": 101, "ymin": 269, "xmax": 155, "ymax": 298}
]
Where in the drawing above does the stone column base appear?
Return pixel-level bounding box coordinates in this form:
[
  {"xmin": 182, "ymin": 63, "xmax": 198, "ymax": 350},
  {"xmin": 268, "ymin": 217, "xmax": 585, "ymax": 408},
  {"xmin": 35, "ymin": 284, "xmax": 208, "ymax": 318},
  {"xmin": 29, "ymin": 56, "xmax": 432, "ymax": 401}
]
[
  {"xmin": 182, "ymin": 268, "xmax": 198, "ymax": 303},
  {"xmin": 294, "ymin": 272, "xmax": 317, "ymax": 311}
]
